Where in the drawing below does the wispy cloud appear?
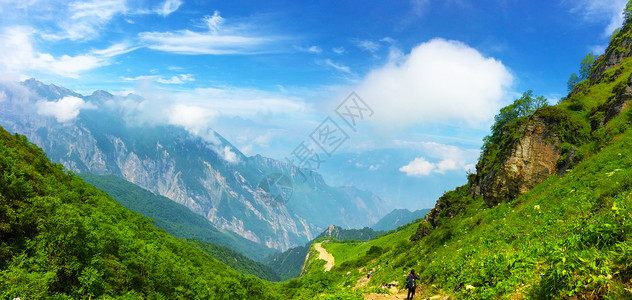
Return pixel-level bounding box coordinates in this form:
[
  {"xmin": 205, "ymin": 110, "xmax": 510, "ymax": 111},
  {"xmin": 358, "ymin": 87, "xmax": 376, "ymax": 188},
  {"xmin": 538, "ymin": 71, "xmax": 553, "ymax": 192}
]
[
  {"xmin": 0, "ymin": 27, "xmax": 136, "ymax": 78},
  {"xmin": 42, "ymin": 0, "xmax": 129, "ymax": 41},
  {"xmin": 569, "ymin": 0, "xmax": 628, "ymax": 37},
  {"xmin": 156, "ymin": 0, "xmax": 182, "ymax": 17},
  {"xmin": 332, "ymin": 47, "xmax": 345, "ymax": 54},
  {"xmin": 354, "ymin": 39, "xmax": 380, "ymax": 53},
  {"xmin": 122, "ymin": 74, "xmax": 195, "ymax": 84},
  {"xmin": 322, "ymin": 59, "xmax": 351, "ymax": 73},
  {"xmin": 139, "ymin": 11, "xmax": 286, "ymax": 55},
  {"xmin": 296, "ymin": 45, "xmax": 323, "ymax": 54}
]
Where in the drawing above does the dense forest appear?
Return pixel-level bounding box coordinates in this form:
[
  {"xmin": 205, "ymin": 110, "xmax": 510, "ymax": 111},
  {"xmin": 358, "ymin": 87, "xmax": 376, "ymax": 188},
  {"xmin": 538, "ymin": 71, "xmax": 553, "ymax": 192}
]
[{"xmin": 0, "ymin": 126, "xmax": 281, "ymax": 299}]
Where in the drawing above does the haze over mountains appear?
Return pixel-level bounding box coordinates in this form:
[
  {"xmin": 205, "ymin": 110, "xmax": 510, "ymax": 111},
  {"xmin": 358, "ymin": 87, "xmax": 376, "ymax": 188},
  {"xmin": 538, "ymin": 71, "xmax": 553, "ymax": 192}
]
[{"xmin": 0, "ymin": 79, "xmax": 390, "ymax": 251}]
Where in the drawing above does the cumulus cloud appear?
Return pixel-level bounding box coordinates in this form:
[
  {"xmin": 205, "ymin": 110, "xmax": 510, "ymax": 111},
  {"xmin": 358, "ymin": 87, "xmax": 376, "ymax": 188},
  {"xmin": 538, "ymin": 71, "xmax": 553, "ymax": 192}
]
[
  {"xmin": 36, "ymin": 96, "xmax": 96, "ymax": 122},
  {"xmin": 356, "ymin": 38, "xmax": 513, "ymax": 130},
  {"xmin": 167, "ymin": 104, "xmax": 218, "ymax": 134},
  {"xmin": 399, "ymin": 157, "xmax": 435, "ymax": 176},
  {"xmin": 396, "ymin": 140, "xmax": 480, "ymax": 176},
  {"xmin": 399, "ymin": 157, "xmax": 459, "ymax": 176}
]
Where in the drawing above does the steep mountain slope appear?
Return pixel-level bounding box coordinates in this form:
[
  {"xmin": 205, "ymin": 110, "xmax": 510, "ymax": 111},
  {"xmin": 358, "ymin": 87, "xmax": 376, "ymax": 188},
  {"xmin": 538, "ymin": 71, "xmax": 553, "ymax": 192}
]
[
  {"xmin": 289, "ymin": 5, "xmax": 632, "ymax": 299},
  {"xmin": 371, "ymin": 208, "xmax": 430, "ymax": 232},
  {"xmin": 0, "ymin": 126, "xmax": 280, "ymax": 299},
  {"xmin": 80, "ymin": 173, "xmax": 276, "ymax": 261},
  {"xmin": 80, "ymin": 174, "xmax": 279, "ymax": 278},
  {"xmin": 0, "ymin": 80, "xmax": 388, "ymax": 251}
]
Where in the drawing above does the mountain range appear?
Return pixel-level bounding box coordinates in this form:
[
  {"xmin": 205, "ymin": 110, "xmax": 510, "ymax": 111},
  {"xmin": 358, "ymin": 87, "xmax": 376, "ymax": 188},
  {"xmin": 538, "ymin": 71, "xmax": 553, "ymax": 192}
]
[{"xmin": 0, "ymin": 79, "xmax": 389, "ymax": 252}]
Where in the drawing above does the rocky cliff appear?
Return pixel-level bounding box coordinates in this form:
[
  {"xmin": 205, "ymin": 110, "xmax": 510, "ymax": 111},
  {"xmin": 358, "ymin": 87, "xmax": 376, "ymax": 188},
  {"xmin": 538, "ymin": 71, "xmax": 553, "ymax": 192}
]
[{"xmin": 470, "ymin": 116, "xmax": 562, "ymax": 207}]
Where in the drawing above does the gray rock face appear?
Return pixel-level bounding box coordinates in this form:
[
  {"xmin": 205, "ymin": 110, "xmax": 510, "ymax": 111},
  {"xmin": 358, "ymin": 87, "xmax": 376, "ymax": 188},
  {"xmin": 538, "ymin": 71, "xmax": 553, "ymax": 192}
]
[{"xmin": 0, "ymin": 79, "xmax": 388, "ymax": 251}]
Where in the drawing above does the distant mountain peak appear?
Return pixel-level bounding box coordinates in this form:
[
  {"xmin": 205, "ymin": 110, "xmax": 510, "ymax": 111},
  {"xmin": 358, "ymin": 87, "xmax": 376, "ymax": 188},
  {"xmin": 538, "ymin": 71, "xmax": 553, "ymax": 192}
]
[
  {"xmin": 20, "ymin": 78, "xmax": 82, "ymax": 100},
  {"xmin": 89, "ymin": 90, "xmax": 114, "ymax": 99}
]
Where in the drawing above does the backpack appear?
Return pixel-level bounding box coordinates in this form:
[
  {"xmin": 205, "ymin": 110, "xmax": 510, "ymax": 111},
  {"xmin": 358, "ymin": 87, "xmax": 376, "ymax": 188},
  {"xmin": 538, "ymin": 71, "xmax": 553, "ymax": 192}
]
[{"xmin": 406, "ymin": 276, "xmax": 415, "ymax": 289}]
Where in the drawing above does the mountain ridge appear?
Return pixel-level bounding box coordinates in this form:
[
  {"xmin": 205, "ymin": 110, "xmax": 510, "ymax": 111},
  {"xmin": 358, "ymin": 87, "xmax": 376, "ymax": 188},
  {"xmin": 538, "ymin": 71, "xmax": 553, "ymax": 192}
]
[{"xmin": 0, "ymin": 78, "xmax": 389, "ymax": 252}]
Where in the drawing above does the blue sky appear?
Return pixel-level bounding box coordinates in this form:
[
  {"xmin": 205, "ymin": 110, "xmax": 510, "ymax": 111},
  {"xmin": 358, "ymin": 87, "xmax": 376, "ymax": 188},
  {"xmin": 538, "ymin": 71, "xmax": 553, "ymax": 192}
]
[{"xmin": 0, "ymin": 0, "xmax": 628, "ymax": 209}]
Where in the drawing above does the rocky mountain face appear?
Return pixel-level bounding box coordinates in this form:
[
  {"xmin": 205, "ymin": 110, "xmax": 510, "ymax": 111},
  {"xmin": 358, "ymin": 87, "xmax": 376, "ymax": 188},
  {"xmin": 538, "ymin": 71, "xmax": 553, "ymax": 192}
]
[
  {"xmin": 0, "ymin": 79, "xmax": 388, "ymax": 251},
  {"xmin": 470, "ymin": 116, "xmax": 562, "ymax": 207}
]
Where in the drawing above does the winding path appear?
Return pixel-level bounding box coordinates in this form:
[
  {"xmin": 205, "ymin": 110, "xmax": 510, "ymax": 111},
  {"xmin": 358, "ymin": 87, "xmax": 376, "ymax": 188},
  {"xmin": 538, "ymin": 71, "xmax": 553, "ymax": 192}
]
[{"xmin": 313, "ymin": 242, "xmax": 335, "ymax": 272}]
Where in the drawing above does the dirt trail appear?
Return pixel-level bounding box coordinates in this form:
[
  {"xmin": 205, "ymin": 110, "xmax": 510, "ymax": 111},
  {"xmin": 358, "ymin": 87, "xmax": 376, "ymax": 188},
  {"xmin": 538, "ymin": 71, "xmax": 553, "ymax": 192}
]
[
  {"xmin": 313, "ymin": 242, "xmax": 335, "ymax": 272},
  {"xmin": 363, "ymin": 284, "xmax": 450, "ymax": 300}
]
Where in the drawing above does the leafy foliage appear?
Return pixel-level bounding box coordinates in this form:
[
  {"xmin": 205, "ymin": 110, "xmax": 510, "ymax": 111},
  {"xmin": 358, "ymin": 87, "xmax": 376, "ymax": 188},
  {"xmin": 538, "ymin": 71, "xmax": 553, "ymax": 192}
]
[
  {"xmin": 567, "ymin": 53, "xmax": 596, "ymax": 92},
  {"xmin": 0, "ymin": 127, "xmax": 281, "ymax": 299},
  {"xmin": 80, "ymin": 173, "xmax": 279, "ymax": 277}
]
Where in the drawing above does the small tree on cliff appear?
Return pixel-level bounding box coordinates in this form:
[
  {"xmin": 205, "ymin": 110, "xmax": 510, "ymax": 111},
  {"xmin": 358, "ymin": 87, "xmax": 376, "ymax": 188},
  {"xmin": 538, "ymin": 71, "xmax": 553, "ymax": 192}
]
[{"xmin": 484, "ymin": 90, "xmax": 548, "ymax": 147}]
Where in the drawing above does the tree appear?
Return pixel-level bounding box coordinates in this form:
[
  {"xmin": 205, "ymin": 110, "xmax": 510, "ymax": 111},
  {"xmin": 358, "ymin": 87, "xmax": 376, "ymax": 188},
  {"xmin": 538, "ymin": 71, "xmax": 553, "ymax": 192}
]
[
  {"xmin": 485, "ymin": 91, "xmax": 548, "ymax": 147},
  {"xmin": 567, "ymin": 53, "xmax": 596, "ymax": 92}
]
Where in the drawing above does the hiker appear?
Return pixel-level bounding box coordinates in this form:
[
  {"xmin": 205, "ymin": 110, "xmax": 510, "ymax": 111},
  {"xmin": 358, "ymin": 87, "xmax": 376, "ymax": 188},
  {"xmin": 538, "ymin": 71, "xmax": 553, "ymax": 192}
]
[
  {"xmin": 385, "ymin": 260, "xmax": 388, "ymax": 267},
  {"xmin": 405, "ymin": 269, "xmax": 420, "ymax": 300}
]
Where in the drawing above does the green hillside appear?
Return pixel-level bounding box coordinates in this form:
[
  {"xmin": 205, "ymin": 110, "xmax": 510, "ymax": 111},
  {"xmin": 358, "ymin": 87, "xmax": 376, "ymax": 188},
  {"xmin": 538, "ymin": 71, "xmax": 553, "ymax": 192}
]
[
  {"xmin": 0, "ymin": 126, "xmax": 281, "ymax": 299},
  {"xmin": 80, "ymin": 173, "xmax": 278, "ymax": 269},
  {"xmin": 293, "ymin": 5, "xmax": 632, "ymax": 299}
]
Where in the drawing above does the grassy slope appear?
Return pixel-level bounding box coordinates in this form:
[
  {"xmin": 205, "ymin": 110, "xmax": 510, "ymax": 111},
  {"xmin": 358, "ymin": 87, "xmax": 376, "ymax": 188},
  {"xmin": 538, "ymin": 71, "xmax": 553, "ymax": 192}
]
[
  {"xmin": 293, "ymin": 40, "xmax": 632, "ymax": 300},
  {"xmin": 0, "ymin": 126, "xmax": 282, "ymax": 299}
]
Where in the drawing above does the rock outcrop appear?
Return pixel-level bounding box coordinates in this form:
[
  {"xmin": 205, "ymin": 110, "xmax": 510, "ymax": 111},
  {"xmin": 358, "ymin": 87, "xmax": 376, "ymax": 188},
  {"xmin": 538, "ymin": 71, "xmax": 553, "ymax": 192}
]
[{"xmin": 470, "ymin": 117, "xmax": 561, "ymax": 207}]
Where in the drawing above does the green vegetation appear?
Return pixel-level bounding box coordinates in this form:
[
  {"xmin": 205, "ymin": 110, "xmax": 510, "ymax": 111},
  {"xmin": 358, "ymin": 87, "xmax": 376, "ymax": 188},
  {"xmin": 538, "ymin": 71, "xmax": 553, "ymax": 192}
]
[
  {"xmin": 316, "ymin": 225, "xmax": 384, "ymax": 242},
  {"xmin": 80, "ymin": 173, "xmax": 278, "ymax": 269},
  {"xmin": 477, "ymin": 90, "xmax": 550, "ymax": 180},
  {"xmin": 265, "ymin": 225, "xmax": 384, "ymax": 281},
  {"xmin": 567, "ymin": 53, "xmax": 596, "ymax": 92},
  {"xmin": 295, "ymin": 7, "xmax": 632, "ymax": 298},
  {"xmin": 187, "ymin": 239, "xmax": 280, "ymax": 282},
  {"xmin": 0, "ymin": 127, "xmax": 281, "ymax": 299}
]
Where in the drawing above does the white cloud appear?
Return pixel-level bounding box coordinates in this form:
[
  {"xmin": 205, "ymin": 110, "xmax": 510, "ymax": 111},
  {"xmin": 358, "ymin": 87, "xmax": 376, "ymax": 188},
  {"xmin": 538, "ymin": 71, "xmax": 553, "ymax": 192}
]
[
  {"xmin": 91, "ymin": 42, "xmax": 139, "ymax": 57},
  {"xmin": 222, "ymin": 146, "xmax": 239, "ymax": 163},
  {"xmin": 167, "ymin": 104, "xmax": 218, "ymax": 134},
  {"xmin": 139, "ymin": 11, "xmax": 283, "ymax": 55},
  {"xmin": 157, "ymin": 74, "xmax": 195, "ymax": 84},
  {"xmin": 204, "ymin": 10, "xmax": 224, "ymax": 33},
  {"xmin": 399, "ymin": 157, "xmax": 435, "ymax": 176},
  {"xmin": 323, "ymin": 59, "xmax": 351, "ymax": 73},
  {"xmin": 0, "ymin": 27, "xmax": 136, "ymax": 78},
  {"xmin": 395, "ymin": 140, "xmax": 480, "ymax": 176},
  {"xmin": 36, "ymin": 96, "xmax": 96, "ymax": 122},
  {"xmin": 570, "ymin": 0, "xmax": 628, "ymax": 37},
  {"xmin": 332, "ymin": 47, "xmax": 345, "ymax": 54},
  {"xmin": 356, "ymin": 38, "xmax": 513, "ymax": 130},
  {"xmin": 139, "ymin": 30, "xmax": 274, "ymax": 55},
  {"xmin": 157, "ymin": 0, "xmax": 182, "ymax": 17},
  {"xmin": 354, "ymin": 40, "xmax": 380, "ymax": 53},
  {"xmin": 41, "ymin": 0, "xmax": 128, "ymax": 41},
  {"xmin": 296, "ymin": 45, "xmax": 322, "ymax": 54}
]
